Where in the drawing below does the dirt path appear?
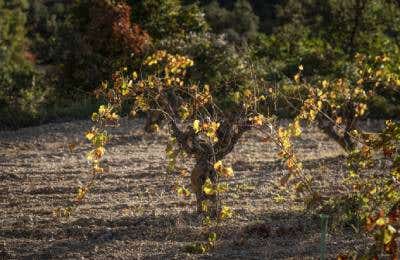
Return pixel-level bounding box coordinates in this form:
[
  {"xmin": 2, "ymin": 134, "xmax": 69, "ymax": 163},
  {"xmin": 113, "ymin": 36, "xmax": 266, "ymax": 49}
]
[{"xmin": 0, "ymin": 119, "xmax": 368, "ymax": 259}]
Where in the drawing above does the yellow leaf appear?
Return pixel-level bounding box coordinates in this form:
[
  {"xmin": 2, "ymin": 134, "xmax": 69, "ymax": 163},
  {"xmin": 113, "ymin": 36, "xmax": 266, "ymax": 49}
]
[
  {"xmin": 317, "ymin": 100, "xmax": 323, "ymax": 110},
  {"xmin": 203, "ymin": 84, "xmax": 210, "ymax": 93},
  {"xmin": 203, "ymin": 178, "xmax": 215, "ymax": 195},
  {"xmin": 193, "ymin": 120, "xmax": 201, "ymax": 133},
  {"xmin": 91, "ymin": 112, "xmax": 99, "ymax": 122},
  {"xmin": 243, "ymin": 89, "xmax": 252, "ymax": 98},
  {"xmin": 309, "ymin": 109, "xmax": 317, "ymax": 120},
  {"xmin": 388, "ymin": 224, "xmax": 396, "ymax": 234},
  {"xmin": 214, "ymin": 160, "xmax": 223, "ymax": 171},
  {"xmin": 204, "ymin": 121, "xmax": 220, "ymax": 142},
  {"xmin": 273, "ymin": 194, "xmax": 285, "ymax": 203},
  {"xmin": 93, "ymin": 163, "xmax": 104, "ymax": 174},
  {"xmin": 251, "ymin": 114, "xmax": 265, "ymax": 126},
  {"xmin": 150, "ymin": 124, "xmax": 160, "ymax": 132},
  {"xmin": 369, "ymin": 188, "xmax": 377, "ymax": 195},
  {"xmin": 289, "ymin": 120, "xmax": 302, "ymax": 137},
  {"xmin": 95, "ymin": 147, "xmax": 105, "ymax": 157},
  {"xmin": 86, "ymin": 151, "xmax": 94, "ymax": 161},
  {"xmin": 384, "ymin": 225, "xmax": 396, "ymax": 245},
  {"xmin": 109, "ymin": 113, "xmax": 119, "ymax": 121},
  {"xmin": 376, "ymin": 217, "xmax": 386, "ymax": 226},
  {"xmin": 76, "ymin": 187, "xmax": 87, "ymax": 200},
  {"xmin": 179, "ymin": 105, "xmax": 190, "ymax": 120},
  {"xmin": 85, "ymin": 131, "xmax": 95, "ymax": 141},
  {"xmin": 222, "ymin": 167, "xmax": 234, "ymax": 178},
  {"xmin": 220, "ymin": 206, "xmax": 233, "ymax": 219},
  {"xmin": 355, "ymin": 103, "xmax": 367, "ymax": 117},
  {"xmin": 87, "ymin": 147, "xmax": 105, "ymax": 161},
  {"xmin": 294, "ymin": 73, "xmax": 300, "ymax": 83},
  {"xmin": 98, "ymin": 105, "xmax": 107, "ymax": 115},
  {"xmin": 177, "ymin": 186, "xmax": 191, "ymax": 197}
]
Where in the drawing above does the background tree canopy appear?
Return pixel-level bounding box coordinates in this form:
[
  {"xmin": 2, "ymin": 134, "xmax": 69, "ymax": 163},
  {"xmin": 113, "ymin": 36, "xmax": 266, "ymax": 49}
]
[{"xmin": 1, "ymin": 0, "xmax": 400, "ymax": 129}]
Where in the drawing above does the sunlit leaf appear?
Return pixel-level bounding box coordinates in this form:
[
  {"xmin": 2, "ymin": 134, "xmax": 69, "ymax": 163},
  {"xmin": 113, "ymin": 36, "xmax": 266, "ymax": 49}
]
[
  {"xmin": 220, "ymin": 206, "xmax": 233, "ymax": 219},
  {"xmin": 193, "ymin": 120, "xmax": 201, "ymax": 133},
  {"xmin": 203, "ymin": 178, "xmax": 215, "ymax": 195}
]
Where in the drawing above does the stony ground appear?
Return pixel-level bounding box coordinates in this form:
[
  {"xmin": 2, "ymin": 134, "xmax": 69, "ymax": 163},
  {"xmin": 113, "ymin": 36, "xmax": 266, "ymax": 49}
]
[{"xmin": 0, "ymin": 119, "xmax": 374, "ymax": 259}]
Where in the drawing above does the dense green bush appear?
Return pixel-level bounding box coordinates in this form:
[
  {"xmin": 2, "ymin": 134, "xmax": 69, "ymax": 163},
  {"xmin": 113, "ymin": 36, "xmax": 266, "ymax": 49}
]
[
  {"xmin": 129, "ymin": 0, "xmax": 208, "ymax": 40},
  {"xmin": 204, "ymin": 0, "xmax": 259, "ymax": 45},
  {"xmin": 0, "ymin": 0, "xmax": 49, "ymax": 117}
]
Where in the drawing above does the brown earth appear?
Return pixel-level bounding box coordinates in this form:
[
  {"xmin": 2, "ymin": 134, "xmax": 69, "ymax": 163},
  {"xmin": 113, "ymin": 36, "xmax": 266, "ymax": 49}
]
[{"xmin": 0, "ymin": 118, "xmax": 374, "ymax": 259}]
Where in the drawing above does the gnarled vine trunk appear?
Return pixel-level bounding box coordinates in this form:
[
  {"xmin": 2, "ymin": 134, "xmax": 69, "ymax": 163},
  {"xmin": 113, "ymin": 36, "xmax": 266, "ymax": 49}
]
[
  {"xmin": 144, "ymin": 110, "xmax": 164, "ymax": 132},
  {"xmin": 169, "ymin": 112, "xmax": 251, "ymax": 215},
  {"xmin": 317, "ymin": 118, "xmax": 356, "ymax": 151},
  {"xmin": 190, "ymin": 158, "xmax": 217, "ymax": 214},
  {"xmin": 317, "ymin": 103, "xmax": 357, "ymax": 151}
]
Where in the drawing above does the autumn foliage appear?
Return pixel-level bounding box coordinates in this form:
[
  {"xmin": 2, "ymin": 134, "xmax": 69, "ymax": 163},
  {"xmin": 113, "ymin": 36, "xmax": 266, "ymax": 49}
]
[
  {"xmin": 87, "ymin": 0, "xmax": 150, "ymax": 56},
  {"xmin": 2, "ymin": 0, "xmax": 396, "ymax": 257}
]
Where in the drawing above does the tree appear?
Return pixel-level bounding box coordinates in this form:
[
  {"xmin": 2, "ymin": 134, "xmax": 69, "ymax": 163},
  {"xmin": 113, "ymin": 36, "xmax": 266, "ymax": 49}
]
[
  {"xmin": 274, "ymin": 0, "xmax": 400, "ymax": 57},
  {"xmin": 0, "ymin": 0, "xmax": 36, "ymax": 110},
  {"xmin": 129, "ymin": 0, "xmax": 208, "ymax": 40},
  {"xmin": 204, "ymin": 0, "xmax": 259, "ymax": 44},
  {"xmin": 24, "ymin": 0, "xmax": 151, "ymax": 97}
]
